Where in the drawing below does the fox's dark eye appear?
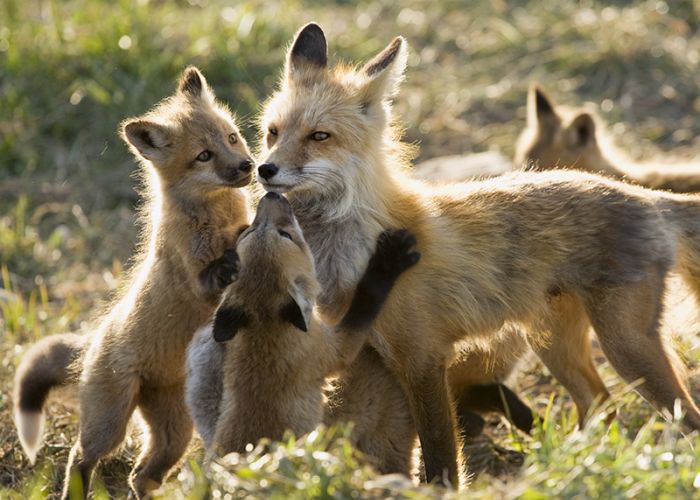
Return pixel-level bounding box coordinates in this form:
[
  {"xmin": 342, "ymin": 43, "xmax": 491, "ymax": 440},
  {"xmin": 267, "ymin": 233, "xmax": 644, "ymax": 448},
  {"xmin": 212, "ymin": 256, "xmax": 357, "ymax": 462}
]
[
  {"xmin": 278, "ymin": 230, "xmax": 292, "ymax": 241},
  {"xmin": 268, "ymin": 126, "xmax": 278, "ymax": 136},
  {"xmin": 310, "ymin": 131, "xmax": 330, "ymax": 142},
  {"xmin": 196, "ymin": 150, "xmax": 212, "ymax": 162},
  {"xmin": 228, "ymin": 133, "xmax": 238, "ymax": 145}
]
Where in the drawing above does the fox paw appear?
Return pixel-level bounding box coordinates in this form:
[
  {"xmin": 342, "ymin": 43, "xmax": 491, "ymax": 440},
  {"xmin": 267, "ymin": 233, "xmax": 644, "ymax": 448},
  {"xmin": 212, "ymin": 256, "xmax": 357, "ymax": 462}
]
[
  {"xmin": 200, "ymin": 249, "xmax": 240, "ymax": 292},
  {"xmin": 369, "ymin": 229, "xmax": 420, "ymax": 279}
]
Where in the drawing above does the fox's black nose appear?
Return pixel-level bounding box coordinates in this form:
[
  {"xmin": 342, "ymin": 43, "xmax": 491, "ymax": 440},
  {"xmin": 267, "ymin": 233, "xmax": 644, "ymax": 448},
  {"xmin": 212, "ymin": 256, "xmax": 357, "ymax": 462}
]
[
  {"xmin": 264, "ymin": 192, "xmax": 282, "ymax": 200},
  {"xmin": 239, "ymin": 159, "xmax": 253, "ymax": 173},
  {"xmin": 258, "ymin": 163, "xmax": 279, "ymax": 180}
]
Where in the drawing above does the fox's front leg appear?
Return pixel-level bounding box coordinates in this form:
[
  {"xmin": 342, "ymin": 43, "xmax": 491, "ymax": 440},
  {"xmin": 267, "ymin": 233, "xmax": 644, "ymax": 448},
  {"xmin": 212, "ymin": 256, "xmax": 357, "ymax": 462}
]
[
  {"xmin": 331, "ymin": 229, "xmax": 420, "ymax": 369},
  {"xmin": 198, "ymin": 249, "xmax": 240, "ymax": 295}
]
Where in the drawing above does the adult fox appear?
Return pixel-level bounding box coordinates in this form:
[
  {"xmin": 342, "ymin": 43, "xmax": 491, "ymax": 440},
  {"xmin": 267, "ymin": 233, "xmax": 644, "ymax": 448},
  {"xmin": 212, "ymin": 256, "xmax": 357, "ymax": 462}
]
[{"xmin": 256, "ymin": 23, "xmax": 700, "ymax": 486}]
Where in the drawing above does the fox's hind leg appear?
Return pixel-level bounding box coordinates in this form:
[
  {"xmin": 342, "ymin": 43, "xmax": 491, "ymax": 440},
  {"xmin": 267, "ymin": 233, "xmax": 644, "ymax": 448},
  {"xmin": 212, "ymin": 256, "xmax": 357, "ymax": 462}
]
[
  {"xmin": 62, "ymin": 372, "xmax": 139, "ymax": 499},
  {"xmin": 583, "ymin": 269, "xmax": 700, "ymax": 430},
  {"xmin": 130, "ymin": 383, "xmax": 193, "ymax": 498},
  {"xmin": 531, "ymin": 293, "xmax": 609, "ymax": 427},
  {"xmin": 399, "ymin": 357, "xmax": 462, "ymax": 487}
]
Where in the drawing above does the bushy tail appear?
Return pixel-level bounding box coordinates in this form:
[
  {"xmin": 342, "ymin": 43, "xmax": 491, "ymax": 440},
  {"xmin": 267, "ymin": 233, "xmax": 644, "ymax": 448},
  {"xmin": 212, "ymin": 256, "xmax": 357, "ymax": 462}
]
[{"xmin": 13, "ymin": 333, "xmax": 85, "ymax": 463}]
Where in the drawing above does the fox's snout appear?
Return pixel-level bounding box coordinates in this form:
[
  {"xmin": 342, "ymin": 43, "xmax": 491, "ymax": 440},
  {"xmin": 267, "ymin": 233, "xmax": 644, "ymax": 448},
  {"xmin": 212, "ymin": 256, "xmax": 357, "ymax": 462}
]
[
  {"xmin": 258, "ymin": 163, "xmax": 279, "ymax": 180},
  {"xmin": 216, "ymin": 157, "xmax": 255, "ymax": 186},
  {"xmin": 239, "ymin": 159, "xmax": 254, "ymax": 173},
  {"xmin": 255, "ymin": 191, "xmax": 294, "ymax": 221}
]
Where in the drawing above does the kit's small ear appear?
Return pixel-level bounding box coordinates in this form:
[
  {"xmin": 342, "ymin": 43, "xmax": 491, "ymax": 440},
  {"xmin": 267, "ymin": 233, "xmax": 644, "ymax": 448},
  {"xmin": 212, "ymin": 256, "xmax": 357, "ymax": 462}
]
[
  {"xmin": 121, "ymin": 119, "xmax": 173, "ymax": 164},
  {"xmin": 177, "ymin": 66, "xmax": 213, "ymax": 101},
  {"xmin": 528, "ymin": 84, "xmax": 558, "ymax": 128},
  {"xmin": 280, "ymin": 298, "xmax": 308, "ymax": 332},
  {"xmin": 566, "ymin": 112, "xmax": 596, "ymax": 149},
  {"xmin": 282, "ymin": 277, "xmax": 314, "ymax": 332},
  {"xmin": 212, "ymin": 304, "xmax": 248, "ymax": 342}
]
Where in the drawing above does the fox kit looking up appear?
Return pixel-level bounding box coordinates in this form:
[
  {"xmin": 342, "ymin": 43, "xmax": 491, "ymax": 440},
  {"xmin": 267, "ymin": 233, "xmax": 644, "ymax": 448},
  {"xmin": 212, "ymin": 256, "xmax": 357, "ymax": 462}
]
[
  {"xmin": 13, "ymin": 67, "xmax": 252, "ymax": 499},
  {"xmin": 186, "ymin": 192, "xmax": 419, "ymax": 472},
  {"xmin": 257, "ymin": 23, "xmax": 700, "ymax": 487},
  {"xmin": 515, "ymin": 85, "xmax": 700, "ymax": 193}
]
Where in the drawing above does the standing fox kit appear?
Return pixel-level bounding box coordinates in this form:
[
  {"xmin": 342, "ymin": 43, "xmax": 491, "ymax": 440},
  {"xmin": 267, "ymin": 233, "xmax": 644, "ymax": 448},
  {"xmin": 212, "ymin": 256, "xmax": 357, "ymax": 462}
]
[
  {"xmin": 515, "ymin": 86, "xmax": 700, "ymax": 193},
  {"xmin": 186, "ymin": 193, "xmax": 419, "ymax": 469},
  {"xmin": 14, "ymin": 67, "xmax": 252, "ymax": 499},
  {"xmin": 258, "ymin": 23, "xmax": 700, "ymax": 486}
]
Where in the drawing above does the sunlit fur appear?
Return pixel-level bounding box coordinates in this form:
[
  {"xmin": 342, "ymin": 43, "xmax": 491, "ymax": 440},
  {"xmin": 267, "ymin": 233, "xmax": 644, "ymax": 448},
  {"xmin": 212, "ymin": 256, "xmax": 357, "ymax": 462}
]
[
  {"xmin": 259, "ymin": 25, "xmax": 700, "ymax": 487},
  {"xmin": 185, "ymin": 194, "xmax": 416, "ymax": 474},
  {"xmin": 515, "ymin": 85, "xmax": 700, "ymax": 193},
  {"xmin": 13, "ymin": 67, "xmax": 252, "ymax": 500}
]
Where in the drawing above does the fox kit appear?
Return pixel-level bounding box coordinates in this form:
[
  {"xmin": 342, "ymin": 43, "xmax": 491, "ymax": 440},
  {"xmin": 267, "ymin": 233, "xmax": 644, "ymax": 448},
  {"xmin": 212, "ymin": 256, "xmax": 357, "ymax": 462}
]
[
  {"xmin": 13, "ymin": 67, "xmax": 253, "ymax": 499},
  {"xmin": 257, "ymin": 23, "xmax": 700, "ymax": 486},
  {"xmin": 185, "ymin": 192, "xmax": 420, "ymax": 472},
  {"xmin": 515, "ymin": 85, "xmax": 700, "ymax": 193}
]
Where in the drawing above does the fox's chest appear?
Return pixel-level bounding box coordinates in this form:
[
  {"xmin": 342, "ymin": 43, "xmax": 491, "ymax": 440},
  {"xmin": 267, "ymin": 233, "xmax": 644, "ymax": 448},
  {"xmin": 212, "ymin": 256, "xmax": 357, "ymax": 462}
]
[{"xmin": 302, "ymin": 218, "xmax": 377, "ymax": 318}]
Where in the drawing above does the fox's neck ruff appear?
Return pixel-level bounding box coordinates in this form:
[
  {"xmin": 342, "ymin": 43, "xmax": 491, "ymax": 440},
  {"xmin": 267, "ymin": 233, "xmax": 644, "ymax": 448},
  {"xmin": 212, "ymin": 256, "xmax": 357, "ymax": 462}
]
[{"xmin": 287, "ymin": 153, "xmax": 407, "ymax": 315}]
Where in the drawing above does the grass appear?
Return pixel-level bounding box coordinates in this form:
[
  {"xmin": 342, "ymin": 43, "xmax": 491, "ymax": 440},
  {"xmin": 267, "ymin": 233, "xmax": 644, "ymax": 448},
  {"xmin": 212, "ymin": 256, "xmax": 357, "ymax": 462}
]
[{"xmin": 2, "ymin": 0, "xmax": 700, "ymax": 497}]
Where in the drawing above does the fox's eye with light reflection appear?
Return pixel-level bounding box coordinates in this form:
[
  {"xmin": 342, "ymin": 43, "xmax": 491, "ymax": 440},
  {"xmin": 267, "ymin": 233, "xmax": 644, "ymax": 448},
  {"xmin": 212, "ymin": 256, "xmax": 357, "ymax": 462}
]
[
  {"xmin": 268, "ymin": 126, "xmax": 278, "ymax": 136},
  {"xmin": 278, "ymin": 230, "xmax": 292, "ymax": 240},
  {"xmin": 196, "ymin": 150, "xmax": 212, "ymax": 162},
  {"xmin": 228, "ymin": 133, "xmax": 238, "ymax": 145},
  {"xmin": 310, "ymin": 131, "xmax": 330, "ymax": 141}
]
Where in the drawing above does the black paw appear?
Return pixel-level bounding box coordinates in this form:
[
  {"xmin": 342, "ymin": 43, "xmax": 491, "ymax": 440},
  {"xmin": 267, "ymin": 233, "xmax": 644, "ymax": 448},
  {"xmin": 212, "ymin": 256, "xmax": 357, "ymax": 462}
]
[
  {"xmin": 199, "ymin": 249, "xmax": 240, "ymax": 292},
  {"xmin": 368, "ymin": 229, "xmax": 420, "ymax": 279}
]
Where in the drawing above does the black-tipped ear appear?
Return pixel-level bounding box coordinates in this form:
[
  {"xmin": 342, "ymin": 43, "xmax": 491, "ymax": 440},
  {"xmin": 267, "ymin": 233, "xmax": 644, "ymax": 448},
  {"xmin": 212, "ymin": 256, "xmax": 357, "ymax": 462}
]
[
  {"xmin": 286, "ymin": 23, "xmax": 328, "ymax": 79},
  {"xmin": 121, "ymin": 119, "xmax": 172, "ymax": 163},
  {"xmin": 566, "ymin": 112, "xmax": 596, "ymax": 149},
  {"xmin": 213, "ymin": 305, "xmax": 248, "ymax": 342},
  {"xmin": 534, "ymin": 87, "xmax": 554, "ymax": 117},
  {"xmin": 280, "ymin": 299, "xmax": 308, "ymax": 332},
  {"xmin": 364, "ymin": 37, "xmax": 404, "ymax": 77},
  {"xmin": 178, "ymin": 66, "xmax": 210, "ymax": 99},
  {"xmin": 358, "ymin": 36, "xmax": 407, "ymax": 110},
  {"xmin": 528, "ymin": 84, "xmax": 557, "ymax": 128}
]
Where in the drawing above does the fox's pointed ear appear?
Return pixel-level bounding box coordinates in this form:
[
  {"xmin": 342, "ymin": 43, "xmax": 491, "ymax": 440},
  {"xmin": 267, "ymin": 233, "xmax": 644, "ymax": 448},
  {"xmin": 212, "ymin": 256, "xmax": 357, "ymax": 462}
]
[
  {"xmin": 213, "ymin": 303, "xmax": 248, "ymax": 342},
  {"xmin": 121, "ymin": 119, "xmax": 173, "ymax": 163},
  {"xmin": 282, "ymin": 277, "xmax": 314, "ymax": 332},
  {"xmin": 280, "ymin": 299, "xmax": 308, "ymax": 332},
  {"xmin": 286, "ymin": 23, "xmax": 328, "ymax": 84},
  {"xmin": 178, "ymin": 66, "xmax": 213, "ymax": 101},
  {"xmin": 528, "ymin": 84, "xmax": 557, "ymax": 128},
  {"xmin": 358, "ymin": 36, "xmax": 408, "ymax": 111},
  {"xmin": 566, "ymin": 112, "xmax": 596, "ymax": 149}
]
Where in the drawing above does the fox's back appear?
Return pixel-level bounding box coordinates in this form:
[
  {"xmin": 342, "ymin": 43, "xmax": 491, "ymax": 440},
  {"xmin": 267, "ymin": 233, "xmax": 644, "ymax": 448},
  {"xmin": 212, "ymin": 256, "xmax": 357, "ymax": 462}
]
[{"xmin": 374, "ymin": 170, "xmax": 678, "ymax": 339}]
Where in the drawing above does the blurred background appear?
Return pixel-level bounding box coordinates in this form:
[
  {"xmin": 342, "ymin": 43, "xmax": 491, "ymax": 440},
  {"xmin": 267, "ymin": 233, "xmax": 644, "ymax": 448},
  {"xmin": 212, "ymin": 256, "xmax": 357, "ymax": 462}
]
[
  {"xmin": 2, "ymin": 0, "xmax": 700, "ymax": 495},
  {"xmin": 4, "ymin": 0, "xmax": 700, "ymax": 299}
]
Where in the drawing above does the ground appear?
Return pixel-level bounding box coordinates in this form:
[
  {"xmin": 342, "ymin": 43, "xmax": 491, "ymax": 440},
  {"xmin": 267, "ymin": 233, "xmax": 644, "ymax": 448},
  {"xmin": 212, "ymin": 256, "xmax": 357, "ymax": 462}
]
[{"xmin": 2, "ymin": 0, "xmax": 700, "ymax": 497}]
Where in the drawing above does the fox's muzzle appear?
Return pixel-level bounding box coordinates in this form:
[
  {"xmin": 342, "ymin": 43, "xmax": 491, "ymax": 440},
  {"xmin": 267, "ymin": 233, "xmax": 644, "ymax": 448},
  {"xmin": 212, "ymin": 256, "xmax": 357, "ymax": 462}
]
[
  {"xmin": 251, "ymin": 192, "xmax": 295, "ymax": 228},
  {"xmin": 216, "ymin": 157, "xmax": 256, "ymax": 187}
]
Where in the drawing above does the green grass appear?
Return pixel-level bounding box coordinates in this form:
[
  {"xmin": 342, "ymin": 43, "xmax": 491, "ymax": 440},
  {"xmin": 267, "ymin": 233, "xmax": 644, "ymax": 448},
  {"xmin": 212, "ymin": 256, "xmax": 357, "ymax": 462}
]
[{"xmin": 3, "ymin": 0, "xmax": 700, "ymax": 497}]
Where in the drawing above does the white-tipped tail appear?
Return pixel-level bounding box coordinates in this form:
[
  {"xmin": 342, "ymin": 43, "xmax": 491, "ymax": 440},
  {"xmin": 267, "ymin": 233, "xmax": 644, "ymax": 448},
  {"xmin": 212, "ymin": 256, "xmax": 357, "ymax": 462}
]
[{"xmin": 15, "ymin": 409, "xmax": 44, "ymax": 464}]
